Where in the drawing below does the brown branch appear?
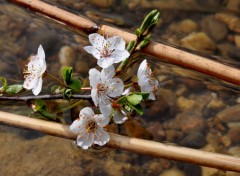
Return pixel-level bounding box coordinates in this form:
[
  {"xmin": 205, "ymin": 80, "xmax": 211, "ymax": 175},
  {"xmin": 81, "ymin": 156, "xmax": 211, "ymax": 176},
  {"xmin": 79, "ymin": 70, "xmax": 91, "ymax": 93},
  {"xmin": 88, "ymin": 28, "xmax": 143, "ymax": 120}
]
[
  {"xmin": 0, "ymin": 94, "xmax": 91, "ymax": 101},
  {"xmin": 0, "ymin": 111, "xmax": 239, "ymax": 172}
]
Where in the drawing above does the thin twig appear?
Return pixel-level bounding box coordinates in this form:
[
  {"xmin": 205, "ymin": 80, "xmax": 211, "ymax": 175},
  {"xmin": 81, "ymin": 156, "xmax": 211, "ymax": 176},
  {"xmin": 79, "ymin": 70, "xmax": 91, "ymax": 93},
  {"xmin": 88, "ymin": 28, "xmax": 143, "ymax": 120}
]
[
  {"xmin": 0, "ymin": 94, "xmax": 91, "ymax": 101},
  {"xmin": 8, "ymin": 0, "xmax": 240, "ymax": 85},
  {"xmin": 0, "ymin": 111, "xmax": 239, "ymax": 172}
]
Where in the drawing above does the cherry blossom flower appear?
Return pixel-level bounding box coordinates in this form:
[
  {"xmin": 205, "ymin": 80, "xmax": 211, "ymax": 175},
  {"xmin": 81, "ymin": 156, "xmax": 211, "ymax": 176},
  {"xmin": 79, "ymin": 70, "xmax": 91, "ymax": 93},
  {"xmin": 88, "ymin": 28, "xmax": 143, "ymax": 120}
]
[
  {"xmin": 84, "ymin": 33, "xmax": 130, "ymax": 68},
  {"xmin": 70, "ymin": 107, "xmax": 110, "ymax": 150},
  {"xmin": 23, "ymin": 45, "xmax": 46, "ymax": 95},
  {"xmin": 89, "ymin": 65, "xmax": 124, "ymax": 117},
  {"xmin": 137, "ymin": 59, "xmax": 159, "ymax": 100}
]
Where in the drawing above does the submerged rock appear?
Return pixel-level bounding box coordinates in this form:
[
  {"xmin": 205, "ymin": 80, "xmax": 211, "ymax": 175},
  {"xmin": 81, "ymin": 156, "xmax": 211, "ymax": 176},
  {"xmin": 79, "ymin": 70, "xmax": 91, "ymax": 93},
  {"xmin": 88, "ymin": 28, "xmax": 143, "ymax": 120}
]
[{"xmin": 216, "ymin": 104, "xmax": 240, "ymax": 123}]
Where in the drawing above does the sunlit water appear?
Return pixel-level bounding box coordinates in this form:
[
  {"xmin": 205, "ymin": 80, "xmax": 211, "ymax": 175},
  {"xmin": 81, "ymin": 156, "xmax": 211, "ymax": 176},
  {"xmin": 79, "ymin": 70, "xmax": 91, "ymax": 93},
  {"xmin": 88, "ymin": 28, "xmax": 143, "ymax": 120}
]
[{"xmin": 0, "ymin": 0, "xmax": 240, "ymax": 175}]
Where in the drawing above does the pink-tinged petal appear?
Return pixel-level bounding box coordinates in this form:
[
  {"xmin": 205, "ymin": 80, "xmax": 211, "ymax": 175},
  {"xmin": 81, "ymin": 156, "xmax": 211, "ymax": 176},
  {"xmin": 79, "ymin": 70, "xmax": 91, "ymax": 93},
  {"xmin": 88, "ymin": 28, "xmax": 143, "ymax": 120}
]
[
  {"xmin": 111, "ymin": 50, "xmax": 130, "ymax": 63},
  {"xmin": 83, "ymin": 46, "xmax": 94, "ymax": 54},
  {"xmin": 94, "ymin": 114, "xmax": 110, "ymax": 126},
  {"xmin": 76, "ymin": 133, "xmax": 94, "ymax": 150},
  {"xmin": 101, "ymin": 65, "xmax": 115, "ymax": 82},
  {"xmin": 37, "ymin": 44, "xmax": 46, "ymax": 67},
  {"xmin": 137, "ymin": 59, "xmax": 147, "ymax": 79},
  {"xmin": 91, "ymin": 89, "xmax": 99, "ymax": 107},
  {"xmin": 99, "ymin": 104, "xmax": 112, "ymax": 117},
  {"xmin": 113, "ymin": 110, "xmax": 128, "ymax": 124},
  {"xmin": 106, "ymin": 78, "xmax": 124, "ymax": 97},
  {"xmin": 70, "ymin": 118, "xmax": 84, "ymax": 134},
  {"xmin": 89, "ymin": 33, "xmax": 106, "ymax": 49},
  {"xmin": 107, "ymin": 36, "xmax": 126, "ymax": 50},
  {"xmin": 89, "ymin": 68, "xmax": 101, "ymax": 88},
  {"xmin": 23, "ymin": 75, "xmax": 37, "ymax": 90},
  {"xmin": 122, "ymin": 87, "xmax": 132, "ymax": 95},
  {"xmin": 97, "ymin": 57, "xmax": 114, "ymax": 68},
  {"xmin": 80, "ymin": 107, "xmax": 95, "ymax": 119},
  {"xmin": 94, "ymin": 128, "xmax": 110, "ymax": 146},
  {"xmin": 32, "ymin": 77, "xmax": 43, "ymax": 95}
]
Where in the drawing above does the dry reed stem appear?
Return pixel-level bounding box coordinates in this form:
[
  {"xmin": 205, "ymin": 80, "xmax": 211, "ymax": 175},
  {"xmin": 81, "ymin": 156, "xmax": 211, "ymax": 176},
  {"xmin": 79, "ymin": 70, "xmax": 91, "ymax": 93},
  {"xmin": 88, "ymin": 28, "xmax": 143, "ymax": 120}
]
[
  {"xmin": 0, "ymin": 111, "xmax": 239, "ymax": 172},
  {"xmin": 9, "ymin": 0, "xmax": 240, "ymax": 85}
]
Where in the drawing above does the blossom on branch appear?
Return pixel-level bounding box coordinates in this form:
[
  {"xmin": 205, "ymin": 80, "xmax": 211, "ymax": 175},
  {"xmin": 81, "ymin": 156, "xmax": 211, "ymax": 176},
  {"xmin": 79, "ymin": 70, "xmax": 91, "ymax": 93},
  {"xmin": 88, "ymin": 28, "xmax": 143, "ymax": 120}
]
[
  {"xmin": 137, "ymin": 59, "xmax": 159, "ymax": 100},
  {"xmin": 70, "ymin": 107, "xmax": 110, "ymax": 150},
  {"xmin": 23, "ymin": 45, "xmax": 46, "ymax": 96},
  {"xmin": 89, "ymin": 65, "xmax": 124, "ymax": 117},
  {"xmin": 84, "ymin": 33, "xmax": 130, "ymax": 68}
]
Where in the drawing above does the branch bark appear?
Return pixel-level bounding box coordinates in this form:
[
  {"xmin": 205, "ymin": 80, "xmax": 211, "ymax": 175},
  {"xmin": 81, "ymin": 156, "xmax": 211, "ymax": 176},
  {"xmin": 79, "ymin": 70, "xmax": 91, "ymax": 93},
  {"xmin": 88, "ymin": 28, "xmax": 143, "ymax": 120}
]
[{"xmin": 0, "ymin": 111, "xmax": 239, "ymax": 172}]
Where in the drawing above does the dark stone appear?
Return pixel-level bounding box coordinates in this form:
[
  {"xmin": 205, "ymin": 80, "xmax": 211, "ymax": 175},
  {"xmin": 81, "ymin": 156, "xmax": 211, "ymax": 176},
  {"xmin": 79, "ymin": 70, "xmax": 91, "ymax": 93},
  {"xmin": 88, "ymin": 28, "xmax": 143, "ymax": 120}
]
[
  {"xmin": 228, "ymin": 46, "xmax": 240, "ymax": 60},
  {"xmin": 180, "ymin": 132, "xmax": 207, "ymax": 148}
]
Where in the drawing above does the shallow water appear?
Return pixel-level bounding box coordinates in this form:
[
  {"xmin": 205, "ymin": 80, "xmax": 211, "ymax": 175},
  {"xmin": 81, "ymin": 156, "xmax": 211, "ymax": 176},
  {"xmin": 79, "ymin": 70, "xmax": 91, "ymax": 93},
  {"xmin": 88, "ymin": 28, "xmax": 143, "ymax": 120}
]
[{"xmin": 1, "ymin": 0, "xmax": 240, "ymax": 175}]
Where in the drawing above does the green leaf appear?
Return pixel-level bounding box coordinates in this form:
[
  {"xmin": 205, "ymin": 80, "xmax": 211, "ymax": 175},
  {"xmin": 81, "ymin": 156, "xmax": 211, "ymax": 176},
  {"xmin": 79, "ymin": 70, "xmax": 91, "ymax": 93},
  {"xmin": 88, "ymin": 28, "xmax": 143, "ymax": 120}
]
[
  {"xmin": 134, "ymin": 92, "xmax": 149, "ymax": 100},
  {"xmin": 130, "ymin": 104, "xmax": 144, "ymax": 115},
  {"xmin": 137, "ymin": 34, "xmax": 151, "ymax": 50},
  {"xmin": 5, "ymin": 84, "xmax": 23, "ymax": 94},
  {"xmin": 117, "ymin": 96, "xmax": 127, "ymax": 104},
  {"xmin": 63, "ymin": 89, "xmax": 72, "ymax": 99},
  {"xmin": 124, "ymin": 104, "xmax": 132, "ymax": 112},
  {"xmin": 69, "ymin": 78, "xmax": 81, "ymax": 92},
  {"xmin": 0, "ymin": 77, "xmax": 8, "ymax": 90},
  {"xmin": 127, "ymin": 94, "xmax": 142, "ymax": 105},
  {"xmin": 139, "ymin": 10, "xmax": 160, "ymax": 36},
  {"xmin": 38, "ymin": 109, "xmax": 56, "ymax": 120},
  {"xmin": 126, "ymin": 40, "xmax": 136, "ymax": 52},
  {"xmin": 34, "ymin": 99, "xmax": 45, "ymax": 111},
  {"xmin": 62, "ymin": 67, "xmax": 73, "ymax": 84}
]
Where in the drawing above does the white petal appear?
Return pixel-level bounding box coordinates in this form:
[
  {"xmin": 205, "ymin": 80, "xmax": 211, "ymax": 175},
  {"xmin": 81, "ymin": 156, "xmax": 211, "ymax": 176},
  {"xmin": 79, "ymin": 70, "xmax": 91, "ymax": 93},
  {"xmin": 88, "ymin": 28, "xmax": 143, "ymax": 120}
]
[
  {"xmin": 113, "ymin": 110, "xmax": 128, "ymax": 124},
  {"xmin": 106, "ymin": 78, "xmax": 124, "ymax": 97},
  {"xmin": 32, "ymin": 77, "xmax": 43, "ymax": 95},
  {"xmin": 137, "ymin": 59, "xmax": 147, "ymax": 79},
  {"xmin": 101, "ymin": 65, "xmax": 115, "ymax": 82},
  {"xmin": 83, "ymin": 46, "xmax": 94, "ymax": 54},
  {"xmin": 107, "ymin": 36, "xmax": 126, "ymax": 50},
  {"xmin": 23, "ymin": 75, "xmax": 37, "ymax": 90},
  {"xmin": 100, "ymin": 104, "xmax": 112, "ymax": 117},
  {"xmin": 89, "ymin": 33, "xmax": 105, "ymax": 49},
  {"xmin": 94, "ymin": 128, "xmax": 110, "ymax": 146},
  {"xmin": 91, "ymin": 89, "xmax": 99, "ymax": 106},
  {"xmin": 76, "ymin": 133, "xmax": 94, "ymax": 150},
  {"xmin": 94, "ymin": 114, "xmax": 110, "ymax": 126},
  {"xmin": 89, "ymin": 68, "xmax": 101, "ymax": 88},
  {"xmin": 91, "ymin": 47, "xmax": 102, "ymax": 60},
  {"xmin": 122, "ymin": 87, "xmax": 131, "ymax": 95},
  {"xmin": 98, "ymin": 94, "xmax": 111, "ymax": 106},
  {"xmin": 148, "ymin": 92, "xmax": 156, "ymax": 100},
  {"xmin": 97, "ymin": 57, "xmax": 114, "ymax": 68},
  {"xmin": 80, "ymin": 107, "xmax": 95, "ymax": 118},
  {"xmin": 70, "ymin": 118, "xmax": 84, "ymax": 134},
  {"xmin": 37, "ymin": 44, "xmax": 46, "ymax": 67},
  {"xmin": 111, "ymin": 50, "xmax": 130, "ymax": 63}
]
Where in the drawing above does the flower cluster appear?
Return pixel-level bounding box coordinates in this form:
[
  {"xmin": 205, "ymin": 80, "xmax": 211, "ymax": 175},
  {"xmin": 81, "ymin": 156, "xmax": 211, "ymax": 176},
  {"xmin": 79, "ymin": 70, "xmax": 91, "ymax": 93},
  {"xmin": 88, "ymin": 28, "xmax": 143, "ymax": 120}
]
[{"xmin": 21, "ymin": 34, "xmax": 159, "ymax": 150}]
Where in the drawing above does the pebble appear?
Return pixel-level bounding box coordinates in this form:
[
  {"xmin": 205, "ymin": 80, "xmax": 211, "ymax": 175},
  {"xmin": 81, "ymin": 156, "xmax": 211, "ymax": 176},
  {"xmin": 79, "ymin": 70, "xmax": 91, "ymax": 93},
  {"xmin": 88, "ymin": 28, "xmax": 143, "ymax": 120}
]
[
  {"xmin": 59, "ymin": 46, "xmax": 76, "ymax": 66},
  {"xmin": 169, "ymin": 19, "xmax": 198, "ymax": 34},
  {"xmin": 216, "ymin": 104, "xmax": 240, "ymax": 123},
  {"xmin": 75, "ymin": 60, "xmax": 89, "ymax": 74},
  {"xmin": 226, "ymin": 0, "xmax": 240, "ymax": 11},
  {"xmin": 201, "ymin": 166, "xmax": 219, "ymax": 176},
  {"xmin": 215, "ymin": 13, "xmax": 240, "ymax": 33},
  {"xmin": 234, "ymin": 35, "xmax": 240, "ymax": 47},
  {"xmin": 180, "ymin": 131, "xmax": 206, "ymax": 148},
  {"xmin": 180, "ymin": 32, "xmax": 216, "ymax": 52},
  {"xmin": 176, "ymin": 112, "xmax": 206, "ymax": 133},
  {"xmin": 146, "ymin": 122, "xmax": 165, "ymax": 141},
  {"xmin": 228, "ymin": 46, "xmax": 240, "ymax": 60},
  {"xmin": 176, "ymin": 96, "xmax": 196, "ymax": 111},
  {"xmin": 201, "ymin": 16, "xmax": 228, "ymax": 41},
  {"xmin": 165, "ymin": 130, "xmax": 183, "ymax": 142},
  {"xmin": 228, "ymin": 123, "xmax": 240, "ymax": 145},
  {"xmin": 160, "ymin": 168, "xmax": 185, "ymax": 176}
]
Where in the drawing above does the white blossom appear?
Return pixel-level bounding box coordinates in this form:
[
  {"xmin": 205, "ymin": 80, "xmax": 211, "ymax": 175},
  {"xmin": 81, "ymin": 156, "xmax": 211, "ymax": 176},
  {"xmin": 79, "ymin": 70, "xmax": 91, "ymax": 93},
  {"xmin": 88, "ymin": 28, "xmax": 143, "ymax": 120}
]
[
  {"xmin": 70, "ymin": 107, "xmax": 110, "ymax": 150},
  {"xmin": 23, "ymin": 45, "xmax": 46, "ymax": 95},
  {"xmin": 137, "ymin": 59, "xmax": 159, "ymax": 100},
  {"xmin": 84, "ymin": 33, "xmax": 130, "ymax": 68},
  {"xmin": 89, "ymin": 65, "xmax": 124, "ymax": 117}
]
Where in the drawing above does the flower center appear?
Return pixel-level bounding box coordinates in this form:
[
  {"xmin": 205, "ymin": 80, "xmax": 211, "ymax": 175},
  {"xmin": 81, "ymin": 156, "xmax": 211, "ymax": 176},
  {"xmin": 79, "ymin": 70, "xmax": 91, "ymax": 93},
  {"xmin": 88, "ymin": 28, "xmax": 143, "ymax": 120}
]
[
  {"xmin": 97, "ymin": 83, "xmax": 107, "ymax": 96},
  {"xmin": 100, "ymin": 46, "xmax": 114, "ymax": 58},
  {"xmin": 23, "ymin": 56, "xmax": 42, "ymax": 78},
  {"xmin": 85, "ymin": 120, "xmax": 97, "ymax": 133}
]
